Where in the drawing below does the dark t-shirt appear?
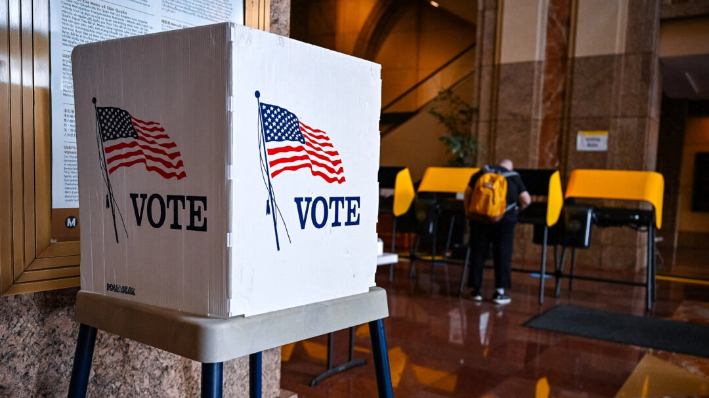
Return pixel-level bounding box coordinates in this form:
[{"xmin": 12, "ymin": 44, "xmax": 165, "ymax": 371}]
[{"xmin": 468, "ymin": 165, "xmax": 528, "ymax": 223}]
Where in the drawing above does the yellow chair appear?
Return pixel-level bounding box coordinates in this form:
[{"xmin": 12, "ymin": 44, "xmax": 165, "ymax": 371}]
[{"xmin": 563, "ymin": 169, "xmax": 664, "ymax": 310}]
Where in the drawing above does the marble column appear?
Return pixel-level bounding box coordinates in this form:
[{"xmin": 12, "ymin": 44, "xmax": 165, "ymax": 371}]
[
  {"xmin": 471, "ymin": 0, "xmax": 662, "ymax": 271},
  {"xmin": 270, "ymin": 0, "xmax": 291, "ymax": 37},
  {"xmin": 562, "ymin": 0, "xmax": 661, "ymax": 271},
  {"xmin": 471, "ymin": 0, "xmax": 501, "ymax": 167}
]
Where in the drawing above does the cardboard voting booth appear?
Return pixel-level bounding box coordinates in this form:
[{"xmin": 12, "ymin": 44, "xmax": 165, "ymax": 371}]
[{"xmin": 73, "ymin": 23, "xmax": 382, "ymax": 318}]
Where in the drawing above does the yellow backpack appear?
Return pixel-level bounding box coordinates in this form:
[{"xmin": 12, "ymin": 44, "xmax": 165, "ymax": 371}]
[{"xmin": 468, "ymin": 167, "xmax": 518, "ymax": 223}]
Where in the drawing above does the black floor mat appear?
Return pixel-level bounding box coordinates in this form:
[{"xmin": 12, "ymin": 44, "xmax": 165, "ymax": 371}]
[{"xmin": 523, "ymin": 305, "xmax": 709, "ymax": 358}]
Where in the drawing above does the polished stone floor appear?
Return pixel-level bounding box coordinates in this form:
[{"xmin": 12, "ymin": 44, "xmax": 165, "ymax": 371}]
[{"xmin": 281, "ymin": 259, "xmax": 709, "ymax": 397}]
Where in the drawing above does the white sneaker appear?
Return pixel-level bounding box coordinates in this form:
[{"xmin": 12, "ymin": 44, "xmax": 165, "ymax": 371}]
[{"xmin": 492, "ymin": 292, "xmax": 511, "ymax": 305}]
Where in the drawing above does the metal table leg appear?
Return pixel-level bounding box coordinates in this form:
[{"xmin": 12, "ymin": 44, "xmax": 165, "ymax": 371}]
[
  {"xmin": 310, "ymin": 328, "xmax": 367, "ymax": 386},
  {"xmin": 369, "ymin": 319, "xmax": 394, "ymax": 398},
  {"xmin": 569, "ymin": 248, "xmax": 577, "ymax": 292},
  {"xmin": 391, "ymin": 217, "xmax": 397, "ymax": 254},
  {"xmin": 390, "ymin": 218, "xmax": 397, "ymax": 283},
  {"xmin": 444, "ymin": 216, "xmax": 455, "ymax": 260},
  {"xmin": 646, "ymin": 226, "xmax": 653, "ymax": 310},
  {"xmin": 539, "ymin": 226, "xmax": 548, "ymax": 305},
  {"xmin": 651, "ymin": 225, "xmax": 657, "ymax": 302},
  {"xmin": 555, "ymin": 246, "xmax": 567, "ymax": 298},
  {"xmin": 409, "ymin": 235, "xmax": 420, "ymax": 278},
  {"xmin": 249, "ymin": 352, "xmax": 261, "ymax": 398},
  {"xmin": 430, "ymin": 219, "xmax": 437, "ymax": 290},
  {"xmin": 202, "ymin": 362, "xmax": 224, "ymax": 398},
  {"xmin": 459, "ymin": 246, "xmax": 471, "ymax": 297},
  {"xmin": 68, "ymin": 324, "xmax": 98, "ymax": 398}
]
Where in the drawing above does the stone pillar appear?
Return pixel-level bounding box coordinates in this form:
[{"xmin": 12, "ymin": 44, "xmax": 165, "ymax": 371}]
[
  {"xmin": 471, "ymin": 0, "xmax": 501, "ymax": 167},
  {"xmin": 562, "ymin": 0, "xmax": 661, "ymax": 271},
  {"xmin": 270, "ymin": 0, "xmax": 291, "ymax": 37},
  {"xmin": 471, "ymin": 0, "xmax": 662, "ymax": 271}
]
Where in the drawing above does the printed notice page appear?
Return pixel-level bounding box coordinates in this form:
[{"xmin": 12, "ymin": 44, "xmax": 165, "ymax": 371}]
[{"xmin": 49, "ymin": 0, "xmax": 243, "ymax": 208}]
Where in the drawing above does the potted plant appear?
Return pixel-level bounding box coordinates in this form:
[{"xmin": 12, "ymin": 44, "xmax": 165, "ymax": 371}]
[{"xmin": 428, "ymin": 89, "xmax": 477, "ymax": 167}]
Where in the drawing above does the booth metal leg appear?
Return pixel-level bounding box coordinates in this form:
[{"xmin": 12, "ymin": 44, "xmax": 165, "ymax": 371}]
[
  {"xmin": 369, "ymin": 319, "xmax": 394, "ymax": 398},
  {"xmin": 553, "ymin": 245, "xmax": 558, "ymax": 274},
  {"xmin": 310, "ymin": 327, "xmax": 367, "ymax": 386},
  {"xmin": 249, "ymin": 352, "xmax": 262, "ymax": 398},
  {"xmin": 391, "ymin": 217, "xmax": 397, "ymax": 254},
  {"xmin": 459, "ymin": 247, "xmax": 471, "ymax": 297},
  {"xmin": 430, "ymin": 220, "xmax": 437, "ymax": 290},
  {"xmin": 569, "ymin": 248, "xmax": 577, "ymax": 292},
  {"xmin": 409, "ymin": 235, "xmax": 420, "ymax": 278},
  {"xmin": 68, "ymin": 324, "xmax": 97, "ymax": 398},
  {"xmin": 555, "ymin": 247, "xmax": 568, "ymax": 298},
  {"xmin": 390, "ymin": 217, "xmax": 397, "ymax": 283},
  {"xmin": 651, "ymin": 225, "xmax": 657, "ymax": 302},
  {"xmin": 202, "ymin": 362, "xmax": 223, "ymax": 398},
  {"xmin": 646, "ymin": 227, "xmax": 653, "ymax": 311},
  {"xmin": 539, "ymin": 226, "xmax": 548, "ymax": 305},
  {"xmin": 444, "ymin": 216, "xmax": 455, "ymax": 260}
]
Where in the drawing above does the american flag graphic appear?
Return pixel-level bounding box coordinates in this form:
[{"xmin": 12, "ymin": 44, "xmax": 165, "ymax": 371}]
[
  {"xmin": 260, "ymin": 103, "xmax": 345, "ymax": 184},
  {"xmin": 97, "ymin": 107, "xmax": 186, "ymax": 180}
]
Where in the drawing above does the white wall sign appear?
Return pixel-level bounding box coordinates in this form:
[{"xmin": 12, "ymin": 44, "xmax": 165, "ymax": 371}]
[
  {"xmin": 577, "ymin": 130, "xmax": 609, "ymax": 152},
  {"xmin": 49, "ymin": 0, "xmax": 244, "ymax": 208}
]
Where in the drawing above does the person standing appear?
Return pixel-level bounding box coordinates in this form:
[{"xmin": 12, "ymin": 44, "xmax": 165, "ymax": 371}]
[{"xmin": 464, "ymin": 159, "xmax": 531, "ymax": 304}]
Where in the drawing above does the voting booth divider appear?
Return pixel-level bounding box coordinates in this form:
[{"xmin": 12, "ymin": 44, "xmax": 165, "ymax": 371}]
[
  {"xmin": 68, "ymin": 23, "xmax": 394, "ymax": 397},
  {"xmin": 558, "ymin": 169, "xmax": 664, "ymax": 310},
  {"xmin": 412, "ymin": 167, "xmax": 479, "ymax": 290},
  {"xmin": 378, "ymin": 166, "xmax": 415, "ymax": 281},
  {"xmin": 514, "ymin": 169, "xmax": 564, "ymax": 304}
]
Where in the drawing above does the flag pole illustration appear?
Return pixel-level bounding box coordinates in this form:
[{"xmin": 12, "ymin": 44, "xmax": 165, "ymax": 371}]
[
  {"xmin": 255, "ymin": 91, "xmax": 346, "ymax": 251},
  {"xmin": 92, "ymin": 97, "xmax": 126, "ymax": 244},
  {"xmin": 93, "ymin": 98, "xmax": 187, "ymax": 244},
  {"xmin": 255, "ymin": 91, "xmax": 282, "ymax": 251}
]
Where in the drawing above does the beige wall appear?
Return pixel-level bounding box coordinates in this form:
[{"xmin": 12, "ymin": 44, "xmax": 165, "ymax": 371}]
[
  {"xmin": 380, "ymin": 75, "xmax": 475, "ymax": 181},
  {"xmin": 574, "ymin": 0, "xmax": 629, "ymax": 57},
  {"xmin": 376, "ymin": 4, "xmax": 476, "ymax": 106},
  {"xmin": 659, "ymin": 15, "xmax": 709, "ymax": 57},
  {"xmin": 498, "ymin": 0, "xmax": 549, "ymax": 63},
  {"xmin": 678, "ymin": 118, "xmax": 709, "ymax": 233},
  {"xmin": 292, "ymin": 0, "xmax": 475, "ymax": 107},
  {"xmin": 294, "ymin": 0, "xmax": 378, "ymax": 54}
]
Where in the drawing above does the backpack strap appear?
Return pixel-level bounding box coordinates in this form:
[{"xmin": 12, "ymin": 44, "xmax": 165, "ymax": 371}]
[
  {"xmin": 501, "ymin": 170, "xmax": 519, "ymax": 212},
  {"xmin": 482, "ymin": 165, "xmax": 518, "ymax": 179}
]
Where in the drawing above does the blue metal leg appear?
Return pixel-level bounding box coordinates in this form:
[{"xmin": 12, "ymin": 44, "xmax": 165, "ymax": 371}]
[
  {"xmin": 369, "ymin": 319, "xmax": 394, "ymax": 398},
  {"xmin": 646, "ymin": 226, "xmax": 653, "ymax": 311},
  {"xmin": 651, "ymin": 225, "xmax": 657, "ymax": 302},
  {"xmin": 201, "ymin": 362, "xmax": 223, "ymax": 398},
  {"xmin": 569, "ymin": 248, "xmax": 577, "ymax": 292},
  {"xmin": 310, "ymin": 328, "xmax": 367, "ymax": 386},
  {"xmin": 68, "ymin": 324, "xmax": 97, "ymax": 398},
  {"xmin": 249, "ymin": 352, "xmax": 262, "ymax": 398},
  {"xmin": 539, "ymin": 226, "xmax": 548, "ymax": 305},
  {"xmin": 459, "ymin": 246, "xmax": 471, "ymax": 297}
]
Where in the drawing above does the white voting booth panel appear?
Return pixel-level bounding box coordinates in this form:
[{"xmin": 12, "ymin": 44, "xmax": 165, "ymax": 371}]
[{"xmin": 73, "ymin": 23, "xmax": 382, "ymax": 318}]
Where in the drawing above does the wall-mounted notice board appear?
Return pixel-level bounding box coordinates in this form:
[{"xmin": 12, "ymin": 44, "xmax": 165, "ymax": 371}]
[{"xmin": 0, "ymin": 0, "xmax": 275, "ymax": 296}]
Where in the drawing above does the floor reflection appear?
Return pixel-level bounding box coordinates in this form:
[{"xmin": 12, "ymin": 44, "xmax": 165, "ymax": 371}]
[{"xmin": 280, "ymin": 259, "xmax": 709, "ymax": 397}]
